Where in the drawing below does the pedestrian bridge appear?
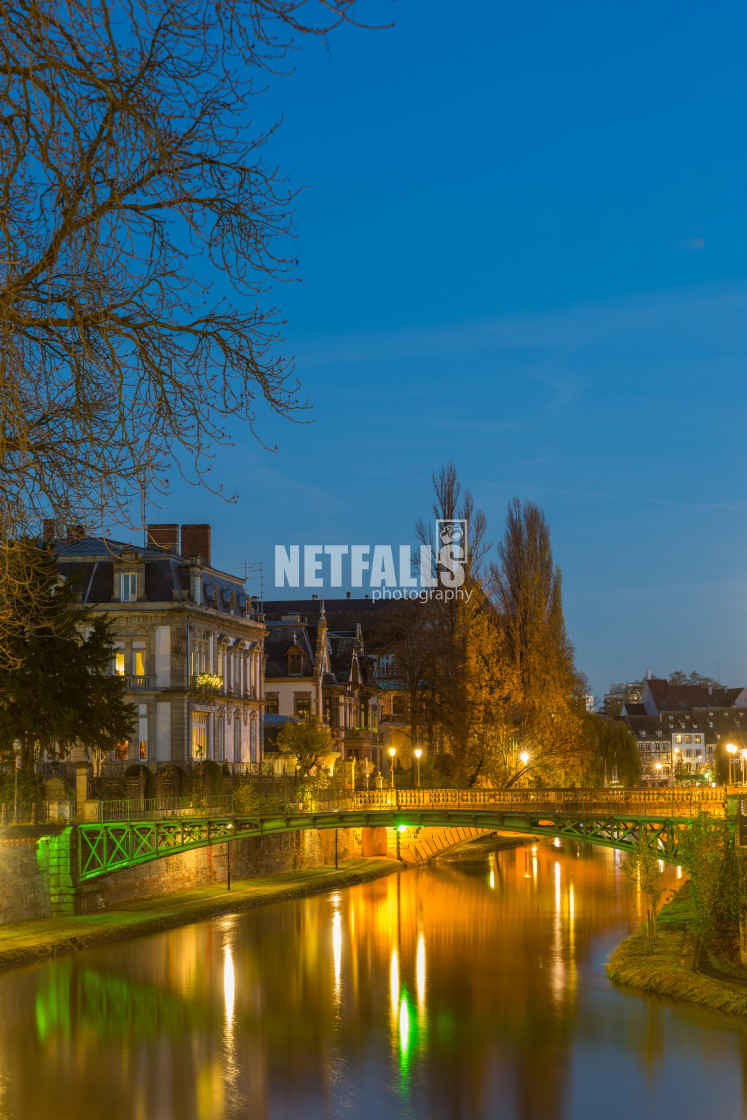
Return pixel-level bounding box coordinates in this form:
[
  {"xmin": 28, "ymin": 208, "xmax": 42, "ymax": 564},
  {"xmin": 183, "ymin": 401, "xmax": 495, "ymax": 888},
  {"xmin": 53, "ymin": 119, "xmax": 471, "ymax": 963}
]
[{"xmin": 72, "ymin": 787, "xmax": 731, "ymax": 883}]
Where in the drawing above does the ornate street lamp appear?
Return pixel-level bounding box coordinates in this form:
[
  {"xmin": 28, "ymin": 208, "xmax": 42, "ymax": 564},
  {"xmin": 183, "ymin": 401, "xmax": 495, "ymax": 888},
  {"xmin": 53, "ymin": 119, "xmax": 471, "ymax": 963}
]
[
  {"xmin": 414, "ymin": 748, "xmax": 422, "ymax": 789},
  {"xmin": 389, "ymin": 746, "xmax": 396, "ymax": 790},
  {"xmin": 726, "ymin": 743, "xmax": 737, "ymax": 787}
]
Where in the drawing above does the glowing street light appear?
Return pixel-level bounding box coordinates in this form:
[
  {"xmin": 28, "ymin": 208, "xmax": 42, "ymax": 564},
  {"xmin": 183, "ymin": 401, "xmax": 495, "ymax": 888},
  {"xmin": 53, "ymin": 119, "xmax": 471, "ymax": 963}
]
[
  {"xmin": 726, "ymin": 743, "xmax": 737, "ymax": 786},
  {"xmin": 389, "ymin": 746, "xmax": 396, "ymax": 790},
  {"xmin": 414, "ymin": 748, "xmax": 422, "ymax": 789}
]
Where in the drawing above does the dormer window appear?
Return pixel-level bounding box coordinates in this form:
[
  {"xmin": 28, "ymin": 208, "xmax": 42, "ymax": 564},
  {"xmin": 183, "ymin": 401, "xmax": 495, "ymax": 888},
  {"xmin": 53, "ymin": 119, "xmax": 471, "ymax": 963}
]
[
  {"xmin": 121, "ymin": 572, "xmax": 137, "ymax": 602},
  {"xmin": 288, "ymin": 652, "xmax": 302, "ymax": 675},
  {"xmin": 191, "ymin": 574, "xmax": 202, "ymax": 605}
]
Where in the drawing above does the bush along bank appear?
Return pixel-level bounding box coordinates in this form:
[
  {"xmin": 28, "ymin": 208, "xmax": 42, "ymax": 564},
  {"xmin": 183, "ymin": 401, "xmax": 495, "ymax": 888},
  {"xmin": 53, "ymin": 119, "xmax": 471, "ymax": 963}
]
[{"xmin": 606, "ymin": 818, "xmax": 747, "ymax": 1016}]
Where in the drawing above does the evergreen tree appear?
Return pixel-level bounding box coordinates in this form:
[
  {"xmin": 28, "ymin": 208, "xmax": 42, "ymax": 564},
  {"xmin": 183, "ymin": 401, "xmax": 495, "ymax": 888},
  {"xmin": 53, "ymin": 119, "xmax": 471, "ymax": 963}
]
[{"xmin": 0, "ymin": 545, "xmax": 135, "ymax": 764}]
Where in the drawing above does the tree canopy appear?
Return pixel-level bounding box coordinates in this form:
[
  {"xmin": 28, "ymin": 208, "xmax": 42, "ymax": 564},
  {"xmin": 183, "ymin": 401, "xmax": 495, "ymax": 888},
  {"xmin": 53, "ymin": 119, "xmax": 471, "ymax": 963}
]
[
  {"xmin": 0, "ymin": 0, "xmax": 370, "ymax": 653},
  {"xmin": 277, "ymin": 715, "xmax": 335, "ymax": 778}
]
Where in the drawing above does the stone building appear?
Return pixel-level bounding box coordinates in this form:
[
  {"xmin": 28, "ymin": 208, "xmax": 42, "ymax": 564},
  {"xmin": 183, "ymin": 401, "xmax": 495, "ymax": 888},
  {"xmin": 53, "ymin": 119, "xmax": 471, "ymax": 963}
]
[
  {"xmin": 263, "ymin": 601, "xmax": 386, "ymax": 774},
  {"xmin": 52, "ymin": 521, "xmax": 264, "ymax": 769}
]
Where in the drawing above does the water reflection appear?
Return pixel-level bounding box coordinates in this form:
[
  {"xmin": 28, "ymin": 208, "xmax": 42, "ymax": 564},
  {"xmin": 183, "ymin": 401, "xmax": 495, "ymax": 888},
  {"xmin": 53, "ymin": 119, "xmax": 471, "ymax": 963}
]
[{"xmin": 0, "ymin": 843, "xmax": 744, "ymax": 1119}]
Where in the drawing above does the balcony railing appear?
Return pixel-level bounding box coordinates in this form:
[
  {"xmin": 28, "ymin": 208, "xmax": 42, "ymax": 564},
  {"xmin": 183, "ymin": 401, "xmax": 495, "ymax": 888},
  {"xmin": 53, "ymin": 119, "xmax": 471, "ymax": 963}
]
[
  {"xmin": 190, "ymin": 674, "xmax": 224, "ymax": 696},
  {"xmin": 125, "ymin": 674, "xmax": 155, "ymax": 689}
]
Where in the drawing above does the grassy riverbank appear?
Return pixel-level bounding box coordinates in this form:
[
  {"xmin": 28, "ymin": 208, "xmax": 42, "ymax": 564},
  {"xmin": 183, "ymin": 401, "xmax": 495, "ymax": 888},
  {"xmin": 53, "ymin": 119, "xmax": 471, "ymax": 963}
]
[
  {"xmin": 0, "ymin": 857, "xmax": 400, "ymax": 973},
  {"xmin": 605, "ymin": 882, "xmax": 747, "ymax": 1016}
]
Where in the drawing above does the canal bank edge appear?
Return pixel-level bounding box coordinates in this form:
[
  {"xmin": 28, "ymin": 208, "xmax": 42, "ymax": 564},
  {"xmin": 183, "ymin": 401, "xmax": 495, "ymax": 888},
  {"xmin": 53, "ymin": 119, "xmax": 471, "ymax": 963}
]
[
  {"xmin": 605, "ymin": 883, "xmax": 747, "ymax": 1016},
  {"xmin": 0, "ymin": 857, "xmax": 400, "ymax": 973}
]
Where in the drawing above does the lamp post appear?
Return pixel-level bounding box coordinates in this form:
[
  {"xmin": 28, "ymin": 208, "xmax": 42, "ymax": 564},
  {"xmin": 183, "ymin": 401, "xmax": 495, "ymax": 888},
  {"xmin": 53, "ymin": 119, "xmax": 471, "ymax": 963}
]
[
  {"xmin": 12, "ymin": 739, "xmax": 21, "ymax": 824},
  {"xmin": 655, "ymin": 761, "xmax": 662, "ymax": 786},
  {"xmin": 414, "ymin": 748, "xmax": 422, "ymax": 789},
  {"xmin": 389, "ymin": 746, "xmax": 396, "ymax": 790},
  {"xmin": 726, "ymin": 743, "xmax": 737, "ymax": 787}
]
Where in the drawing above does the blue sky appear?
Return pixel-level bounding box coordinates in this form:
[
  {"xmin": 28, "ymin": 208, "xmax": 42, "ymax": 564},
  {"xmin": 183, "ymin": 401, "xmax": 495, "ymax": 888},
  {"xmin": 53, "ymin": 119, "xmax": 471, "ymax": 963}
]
[{"xmin": 156, "ymin": 0, "xmax": 747, "ymax": 699}]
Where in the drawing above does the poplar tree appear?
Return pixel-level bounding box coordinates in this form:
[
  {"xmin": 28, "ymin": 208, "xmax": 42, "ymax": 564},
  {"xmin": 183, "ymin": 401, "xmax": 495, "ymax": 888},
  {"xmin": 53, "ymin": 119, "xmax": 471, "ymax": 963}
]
[{"xmin": 490, "ymin": 498, "xmax": 587, "ymax": 785}]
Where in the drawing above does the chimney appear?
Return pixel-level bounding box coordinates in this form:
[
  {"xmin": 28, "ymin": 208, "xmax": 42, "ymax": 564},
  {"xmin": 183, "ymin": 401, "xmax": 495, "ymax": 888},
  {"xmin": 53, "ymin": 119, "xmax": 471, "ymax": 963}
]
[
  {"xmin": 66, "ymin": 525, "xmax": 85, "ymax": 541},
  {"xmin": 42, "ymin": 519, "xmax": 57, "ymax": 542},
  {"xmin": 147, "ymin": 523, "xmax": 179, "ymax": 553},
  {"xmin": 646, "ymin": 668, "xmax": 652, "ymax": 681},
  {"xmin": 181, "ymin": 524, "xmax": 211, "ymax": 567}
]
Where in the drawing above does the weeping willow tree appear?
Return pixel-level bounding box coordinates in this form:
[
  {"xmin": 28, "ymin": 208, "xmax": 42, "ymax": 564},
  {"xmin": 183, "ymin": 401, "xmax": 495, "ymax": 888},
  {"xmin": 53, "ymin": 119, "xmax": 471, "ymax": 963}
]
[{"xmin": 580, "ymin": 714, "xmax": 641, "ymax": 787}]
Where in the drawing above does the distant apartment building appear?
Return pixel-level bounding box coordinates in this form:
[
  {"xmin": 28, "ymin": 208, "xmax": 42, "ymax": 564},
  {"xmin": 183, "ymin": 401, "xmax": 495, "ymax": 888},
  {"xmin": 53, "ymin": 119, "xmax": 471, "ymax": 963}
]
[
  {"xmin": 52, "ymin": 521, "xmax": 264, "ymax": 769},
  {"xmin": 619, "ymin": 677, "xmax": 747, "ymax": 783}
]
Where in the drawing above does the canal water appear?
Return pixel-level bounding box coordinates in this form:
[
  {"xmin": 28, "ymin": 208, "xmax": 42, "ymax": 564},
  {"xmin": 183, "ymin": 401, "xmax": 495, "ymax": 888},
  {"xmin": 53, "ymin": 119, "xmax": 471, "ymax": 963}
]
[{"xmin": 0, "ymin": 839, "xmax": 745, "ymax": 1120}]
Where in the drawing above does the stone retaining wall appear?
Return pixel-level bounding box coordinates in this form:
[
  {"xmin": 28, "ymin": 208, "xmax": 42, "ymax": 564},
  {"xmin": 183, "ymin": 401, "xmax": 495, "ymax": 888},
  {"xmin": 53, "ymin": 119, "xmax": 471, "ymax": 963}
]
[
  {"xmin": 81, "ymin": 827, "xmax": 360, "ymax": 911},
  {"xmin": 0, "ymin": 836, "xmax": 51, "ymax": 922}
]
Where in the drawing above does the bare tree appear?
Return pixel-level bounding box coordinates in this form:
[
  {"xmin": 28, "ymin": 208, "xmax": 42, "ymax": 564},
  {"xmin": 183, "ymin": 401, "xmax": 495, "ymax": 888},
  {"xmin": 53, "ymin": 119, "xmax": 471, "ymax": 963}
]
[{"xmin": 0, "ymin": 0, "xmax": 371, "ymax": 653}]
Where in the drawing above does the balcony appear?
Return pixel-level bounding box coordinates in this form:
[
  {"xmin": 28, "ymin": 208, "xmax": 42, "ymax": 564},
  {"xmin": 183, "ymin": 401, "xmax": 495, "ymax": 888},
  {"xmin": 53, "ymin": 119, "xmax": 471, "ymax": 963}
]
[
  {"xmin": 125, "ymin": 675, "xmax": 155, "ymax": 690},
  {"xmin": 190, "ymin": 673, "xmax": 224, "ymax": 698}
]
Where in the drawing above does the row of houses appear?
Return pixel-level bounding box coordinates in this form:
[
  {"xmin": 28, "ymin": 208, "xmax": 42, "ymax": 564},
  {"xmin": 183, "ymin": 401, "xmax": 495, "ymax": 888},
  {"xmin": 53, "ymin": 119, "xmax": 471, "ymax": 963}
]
[
  {"xmin": 616, "ymin": 674, "xmax": 747, "ymax": 784},
  {"xmin": 52, "ymin": 523, "xmax": 403, "ymax": 776}
]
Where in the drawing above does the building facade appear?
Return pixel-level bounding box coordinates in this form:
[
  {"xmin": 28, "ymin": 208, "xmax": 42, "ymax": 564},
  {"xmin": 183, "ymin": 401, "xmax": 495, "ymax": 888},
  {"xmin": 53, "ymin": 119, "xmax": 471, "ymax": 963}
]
[{"xmin": 53, "ymin": 521, "xmax": 264, "ymax": 770}]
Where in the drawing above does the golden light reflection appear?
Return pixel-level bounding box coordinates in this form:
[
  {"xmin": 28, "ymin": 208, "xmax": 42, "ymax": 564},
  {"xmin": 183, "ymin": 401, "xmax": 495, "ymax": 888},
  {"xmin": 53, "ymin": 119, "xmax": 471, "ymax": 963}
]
[
  {"xmin": 555, "ymin": 861, "xmax": 561, "ymax": 912},
  {"xmin": 416, "ymin": 932, "xmax": 426, "ymax": 1008},
  {"xmin": 569, "ymin": 884, "xmax": 574, "ymax": 922},
  {"xmin": 489, "ymin": 869, "xmax": 495, "ymax": 890},
  {"xmin": 223, "ymin": 945, "xmax": 235, "ymax": 1025},
  {"xmin": 332, "ymin": 911, "xmax": 342, "ymax": 997},
  {"xmin": 677, "ymin": 865, "xmax": 683, "ymax": 879},
  {"xmin": 532, "ymin": 855, "xmax": 537, "ymax": 883}
]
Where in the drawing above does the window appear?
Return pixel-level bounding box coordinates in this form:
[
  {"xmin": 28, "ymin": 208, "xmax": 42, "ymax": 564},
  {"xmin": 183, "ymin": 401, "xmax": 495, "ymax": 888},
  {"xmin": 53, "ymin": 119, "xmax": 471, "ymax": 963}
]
[
  {"xmin": 138, "ymin": 704, "xmax": 148, "ymax": 760},
  {"xmin": 121, "ymin": 572, "xmax": 137, "ymax": 602},
  {"xmin": 132, "ymin": 642, "xmax": 145, "ymax": 677},
  {"xmin": 675, "ymin": 735, "xmax": 682, "ymax": 744},
  {"xmin": 191, "ymin": 640, "xmax": 207, "ymax": 677},
  {"xmin": 288, "ymin": 651, "xmax": 302, "ymax": 675},
  {"xmin": 265, "ymin": 696, "xmax": 279, "ymax": 715},
  {"xmin": 324, "ymin": 697, "xmax": 333, "ymax": 724},
  {"xmin": 191, "ymin": 574, "xmax": 202, "ymax": 605},
  {"xmin": 115, "ymin": 741, "xmax": 129, "ymax": 760},
  {"xmin": 114, "ymin": 647, "xmax": 125, "ymax": 676},
  {"xmin": 192, "ymin": 712, "xmax": 207, "ymax": 760},
  {"xmin": 392, "ymin": 694, "xmax": 407, "ymax": 716},
  {"xmin": 685, "ymin": 735, "xmax": 691, "ymax": 744},
  {"xmin": 295, "ymin": 696, "xmax": 311, "ymax": 717},
  {"xmin": 217, "ymin": 717, "xmax": 225, "ymax": 763},
  {"xmin": 233, "ymin": 717, "xmax": 241, "ymax": 763}
]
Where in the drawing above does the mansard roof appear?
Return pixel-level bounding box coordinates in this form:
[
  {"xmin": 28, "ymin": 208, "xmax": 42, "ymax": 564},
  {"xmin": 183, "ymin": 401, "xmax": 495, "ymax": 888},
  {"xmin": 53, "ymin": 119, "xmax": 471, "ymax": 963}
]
[{"xmin": 52, "ymin": 534, "xmax": 248, "ymax": 617}]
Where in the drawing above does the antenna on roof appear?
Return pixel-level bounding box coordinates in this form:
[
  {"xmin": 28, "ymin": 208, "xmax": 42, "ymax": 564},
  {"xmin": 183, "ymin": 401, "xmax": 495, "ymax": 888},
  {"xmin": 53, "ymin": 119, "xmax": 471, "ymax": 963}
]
[{"xmin": 238, "ymin": 561, "xmax": 264, "ymax": 608}]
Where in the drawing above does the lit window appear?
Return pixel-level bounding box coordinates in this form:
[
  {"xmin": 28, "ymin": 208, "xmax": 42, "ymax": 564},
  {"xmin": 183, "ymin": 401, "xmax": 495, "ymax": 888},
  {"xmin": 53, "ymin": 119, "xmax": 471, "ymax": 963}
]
[
  {"xmin": 265, "ymin": 696, "xmax": 279, "ymax": 715},
  {"xmin": 115, "ymin": 741, "xmax": 128, "ymax": 760},
  {"xmin": 192, "ymin": 712, "xmax": 207, "ymax": 760},
  {"xmin": 675, "ymin": 734, "xmax": 682, "ymax": 744},
  {"xmin": 121, "ymin": 572, "xmax": 137, "ymax": 602},
  {"xmin": 295, "ymin": 696, "xmax": 311, "ymax": 717},
  {"xmin": 132, "ymin": 643, "xmax": 145, "ymax": 676},
  {"xmin": 114, "ymin": 648, "xmax": 125, "ymax": 676}
]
